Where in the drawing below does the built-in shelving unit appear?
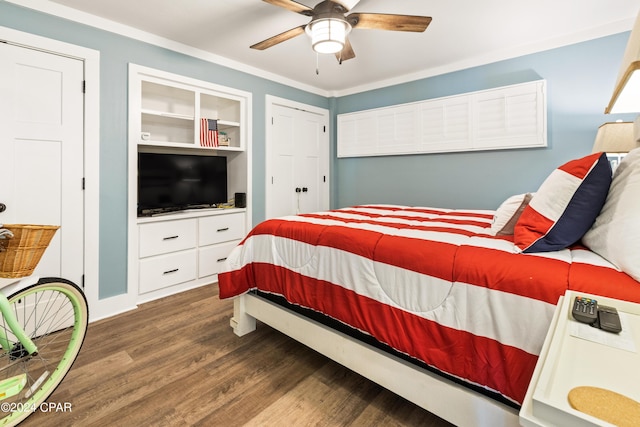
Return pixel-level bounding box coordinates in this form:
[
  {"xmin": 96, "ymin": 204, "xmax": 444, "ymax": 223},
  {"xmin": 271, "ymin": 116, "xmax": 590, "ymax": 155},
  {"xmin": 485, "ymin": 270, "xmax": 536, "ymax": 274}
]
[
  {"xmin": 127, "ymin": 64, "xmax": 252, "ymax": 304},
  {"xmin": 137, "ymin": 76, "xmax": 245, "ymax": 151}
]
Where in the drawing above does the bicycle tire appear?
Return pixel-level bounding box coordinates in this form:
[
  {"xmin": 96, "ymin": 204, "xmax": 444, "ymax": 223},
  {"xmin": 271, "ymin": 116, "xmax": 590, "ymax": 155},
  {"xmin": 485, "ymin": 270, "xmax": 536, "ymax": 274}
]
[{"xmin": 0, "ymin": 277, "xmax": 88, "ymax": 426}]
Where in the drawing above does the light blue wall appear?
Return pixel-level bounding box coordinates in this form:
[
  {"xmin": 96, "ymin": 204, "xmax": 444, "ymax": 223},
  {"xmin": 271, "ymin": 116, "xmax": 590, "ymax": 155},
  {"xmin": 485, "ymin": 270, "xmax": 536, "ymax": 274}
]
[
  {"xmin": 0, "ymin": 1, "xmax": 328, "ymax": 298},
  {"xmin": 333, "ymin": 33, "xmax": 636, "ymax": 210},
  {"xmin": 1, "ymin": 1, "xmax": 635, "ymax": 299}
]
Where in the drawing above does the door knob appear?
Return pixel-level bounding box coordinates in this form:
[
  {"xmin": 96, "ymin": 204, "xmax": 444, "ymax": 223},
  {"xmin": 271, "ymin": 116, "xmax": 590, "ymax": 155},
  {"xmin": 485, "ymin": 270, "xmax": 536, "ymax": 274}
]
[{"xmin": 0, "ymin": 203, "xmax": 5, "ymax": 213}]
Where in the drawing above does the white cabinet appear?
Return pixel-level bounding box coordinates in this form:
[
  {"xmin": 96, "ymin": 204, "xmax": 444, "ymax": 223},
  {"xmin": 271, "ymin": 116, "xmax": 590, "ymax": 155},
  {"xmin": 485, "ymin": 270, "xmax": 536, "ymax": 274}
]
[
  {"xmin": 128, "ymin": 64, "xmax": 252, "ymax": 304},
  {"xmin": 137, "ymin": 210, "xmax": 246, "ymax": 297},
  {"xmin": 337, "ymin": 80, "xmax": 546, "ymax": 157}
]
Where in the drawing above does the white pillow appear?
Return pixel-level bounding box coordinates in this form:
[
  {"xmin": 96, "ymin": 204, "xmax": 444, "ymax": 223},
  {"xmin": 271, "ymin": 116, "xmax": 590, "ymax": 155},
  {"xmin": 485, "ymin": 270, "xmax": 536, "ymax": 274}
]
[
  {"xmin": 583, "ymin": 147, "xmax": 640, "ymax": 281},
  {"xmin": 490, "ymin": 193, "xmax": 533, "ymax": 236}
]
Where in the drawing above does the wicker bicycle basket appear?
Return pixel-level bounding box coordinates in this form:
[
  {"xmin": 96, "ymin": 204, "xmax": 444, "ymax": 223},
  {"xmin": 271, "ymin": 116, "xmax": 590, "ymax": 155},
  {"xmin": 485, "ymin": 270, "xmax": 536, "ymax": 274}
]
[{"xmin": 0, "ymin": 224, "xmax": 59, "ymax": 278}]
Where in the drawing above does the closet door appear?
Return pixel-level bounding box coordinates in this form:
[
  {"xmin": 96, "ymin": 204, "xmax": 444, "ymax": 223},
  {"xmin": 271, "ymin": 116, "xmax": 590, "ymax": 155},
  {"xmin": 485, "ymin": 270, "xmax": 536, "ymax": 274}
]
[
  {"xmin": 0, "ymin": 42, "xmax": 84, "ymax": 284},
  {"xmin": 267, "ymin": 102, "xmax": 329, "ymax": 219}
]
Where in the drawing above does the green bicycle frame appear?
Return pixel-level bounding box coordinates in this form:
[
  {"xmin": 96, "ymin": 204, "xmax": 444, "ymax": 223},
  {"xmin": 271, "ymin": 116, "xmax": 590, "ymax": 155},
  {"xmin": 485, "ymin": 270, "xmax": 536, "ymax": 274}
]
[{"xmin": 0, "ymin": 293, "xmax": 37, "ymax": 355}]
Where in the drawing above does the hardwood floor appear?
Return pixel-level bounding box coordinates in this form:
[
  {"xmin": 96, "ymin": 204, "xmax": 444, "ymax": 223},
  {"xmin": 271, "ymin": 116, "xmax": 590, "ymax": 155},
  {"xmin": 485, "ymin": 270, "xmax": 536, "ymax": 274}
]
[{"xmin": 23, "ymin": 284, "xmax": 455, "ymax": 426}]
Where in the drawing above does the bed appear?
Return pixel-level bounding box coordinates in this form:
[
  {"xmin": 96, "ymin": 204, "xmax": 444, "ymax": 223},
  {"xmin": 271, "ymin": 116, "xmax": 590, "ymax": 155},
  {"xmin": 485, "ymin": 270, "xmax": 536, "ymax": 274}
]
[{"xmin": 217, "ymin": 150, "xmax": 640, "ymax": 426}]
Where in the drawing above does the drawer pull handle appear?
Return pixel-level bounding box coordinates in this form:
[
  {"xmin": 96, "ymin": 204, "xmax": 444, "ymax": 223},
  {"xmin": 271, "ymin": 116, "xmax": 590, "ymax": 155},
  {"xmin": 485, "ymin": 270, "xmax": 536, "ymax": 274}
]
[
  {"xmin": 163, "ymin": 268, "xmax": 179, "ymax": 275},
  {"xmin": 217, "ymin": 228, "xmax": 229, "ymax": 232},
  {"xmin": 163, "ymin": 235, "xmax": 179, "ymax": 241},
  {"xmin": 217, "ymin": 257, "xmax": 227, "ymax": 263}
]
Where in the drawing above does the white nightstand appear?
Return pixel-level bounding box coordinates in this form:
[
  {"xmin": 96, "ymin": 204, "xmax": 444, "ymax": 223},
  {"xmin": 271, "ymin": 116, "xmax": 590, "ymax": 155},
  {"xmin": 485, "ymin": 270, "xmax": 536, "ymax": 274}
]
[{"xmin": 520, "ymin": 290, "xmax": 640, "ymax": 427}]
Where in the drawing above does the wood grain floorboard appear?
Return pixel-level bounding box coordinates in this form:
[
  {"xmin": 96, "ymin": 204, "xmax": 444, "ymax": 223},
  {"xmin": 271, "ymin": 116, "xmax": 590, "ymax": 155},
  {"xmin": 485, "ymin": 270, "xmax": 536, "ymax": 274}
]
[{"xmin": 22, "ymin": 284, "xmax": 455, "ymax": 427}]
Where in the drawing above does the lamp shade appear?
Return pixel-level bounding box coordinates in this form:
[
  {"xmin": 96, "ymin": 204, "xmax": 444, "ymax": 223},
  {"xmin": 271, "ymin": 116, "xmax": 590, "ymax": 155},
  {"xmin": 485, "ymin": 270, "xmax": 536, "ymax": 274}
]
[
  {"xmin": 592, "ymin": 122, "xmax": 636, "ymax": 153},
  {"xmin": 308, "ymin": 19, "xmax": 348, "ymax": 54},
  {"xmin": 605, "ymin": 11, "xmax": 640, "ymax": 113}
]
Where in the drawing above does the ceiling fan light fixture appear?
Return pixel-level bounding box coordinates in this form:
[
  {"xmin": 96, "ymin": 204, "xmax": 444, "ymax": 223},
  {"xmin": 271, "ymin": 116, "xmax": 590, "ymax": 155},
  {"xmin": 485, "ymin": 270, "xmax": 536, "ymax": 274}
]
[{"xmin": 308, "ymin": 18, "xmax": 350, "ymax": 54}]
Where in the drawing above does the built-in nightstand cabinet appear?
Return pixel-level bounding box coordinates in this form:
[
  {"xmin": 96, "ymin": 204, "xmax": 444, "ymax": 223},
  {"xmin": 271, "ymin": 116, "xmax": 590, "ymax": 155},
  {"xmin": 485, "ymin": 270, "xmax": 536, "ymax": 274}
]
[
  {"xmin": 520, "ymin": 291, "xmax": 640, "ymax": 427},
  {"xmin": 128, "ymin": 64, "xmax": 252, "ymax": 304}
]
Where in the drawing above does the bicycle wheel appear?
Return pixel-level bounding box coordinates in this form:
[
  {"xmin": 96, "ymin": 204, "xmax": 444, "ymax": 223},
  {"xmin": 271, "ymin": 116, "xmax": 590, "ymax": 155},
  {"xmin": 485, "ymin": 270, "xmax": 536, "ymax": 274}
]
[{"xmin": 0, "ymin": 277, "xmax": 88, "ymax": 426}]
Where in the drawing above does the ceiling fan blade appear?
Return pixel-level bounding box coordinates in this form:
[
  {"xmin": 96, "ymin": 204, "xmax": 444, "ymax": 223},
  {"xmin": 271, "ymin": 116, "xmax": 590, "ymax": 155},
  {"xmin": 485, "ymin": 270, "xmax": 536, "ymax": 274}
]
[
  {"xmin": 332, "ymin": 0, "xmax": 361, "ymax": 12},
  {"xmin": 336, "ymin": 38, "xmax": 356, "ymax": 64},
  {"xmin": 262, "ymin": 0, "xmax": 313, "ymax": 16},
  {"xmin": 250, "ymin": 25, "xmax": 306, "ymax": 50},
  {"xmin": 348, "ymin": 13, "xmax": 432, "ymax": 32}
]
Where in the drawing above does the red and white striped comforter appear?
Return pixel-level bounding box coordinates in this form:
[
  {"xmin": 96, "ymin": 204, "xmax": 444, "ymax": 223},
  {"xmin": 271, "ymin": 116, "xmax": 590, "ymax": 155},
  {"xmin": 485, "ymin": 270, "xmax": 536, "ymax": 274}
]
[{"xmin": 218, "ymin": 205, "xmax": 640, "ymax": 405}]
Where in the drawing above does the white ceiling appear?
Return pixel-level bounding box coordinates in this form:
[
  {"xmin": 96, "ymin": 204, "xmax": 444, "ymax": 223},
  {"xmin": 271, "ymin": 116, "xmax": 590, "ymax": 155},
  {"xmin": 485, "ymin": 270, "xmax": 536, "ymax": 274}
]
[{"xmin": 17, "ymin": 0, "xmax": 640, "ymax": 96}]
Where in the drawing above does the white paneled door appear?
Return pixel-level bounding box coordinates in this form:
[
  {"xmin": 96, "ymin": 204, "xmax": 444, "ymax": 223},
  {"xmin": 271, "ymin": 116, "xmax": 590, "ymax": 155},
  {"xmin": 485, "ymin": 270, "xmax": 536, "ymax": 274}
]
[
  {"xmin": 267, "ymin": 102, "xmax": 329, "ymax": 219},
  {"xmin": 0, "ymin": 43, "xmax": 84, "ymax": 286}
]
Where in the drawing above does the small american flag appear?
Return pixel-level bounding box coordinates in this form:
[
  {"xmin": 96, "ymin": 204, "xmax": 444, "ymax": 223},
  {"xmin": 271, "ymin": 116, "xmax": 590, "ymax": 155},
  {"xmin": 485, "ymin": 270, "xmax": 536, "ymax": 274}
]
[{"xmin": 200, "ymin": 118, "xmax": 219, "ymax": 147}]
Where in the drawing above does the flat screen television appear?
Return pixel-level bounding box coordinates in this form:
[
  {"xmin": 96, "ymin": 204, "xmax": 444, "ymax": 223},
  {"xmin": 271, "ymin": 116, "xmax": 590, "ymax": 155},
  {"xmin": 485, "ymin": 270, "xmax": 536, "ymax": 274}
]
[{"xmin": 138, "ymin": 152, "xmax": 227, "ymax": 216}]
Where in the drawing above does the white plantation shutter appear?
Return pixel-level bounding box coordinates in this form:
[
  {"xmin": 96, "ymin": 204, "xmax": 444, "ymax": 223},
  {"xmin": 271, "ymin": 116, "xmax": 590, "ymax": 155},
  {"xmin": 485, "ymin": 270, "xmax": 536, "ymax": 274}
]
[
  {"xmin": 337, "ymin": 80, "xmax": 546, "ymax": 157},
  {"xmin": 420, "ymin": 96, "xmax": 471, "ymax": 152},
  {"xmin": 474, "ymin": 83, "xmax": 544, "ymax": 149},
  {"xmin": 377, "ymin": 104, "xmax": 417, "ymax": 155},
  {"xmin": 337, "ymin": 113, "xmax": 378, "ymax": 157}
]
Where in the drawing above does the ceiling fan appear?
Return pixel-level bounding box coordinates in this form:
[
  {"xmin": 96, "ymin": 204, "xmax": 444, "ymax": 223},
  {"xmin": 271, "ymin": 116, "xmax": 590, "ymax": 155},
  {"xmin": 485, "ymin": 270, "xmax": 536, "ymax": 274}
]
[{"xmin": 251, "ymin": 0, "xmax": 432, "ymax": 64}]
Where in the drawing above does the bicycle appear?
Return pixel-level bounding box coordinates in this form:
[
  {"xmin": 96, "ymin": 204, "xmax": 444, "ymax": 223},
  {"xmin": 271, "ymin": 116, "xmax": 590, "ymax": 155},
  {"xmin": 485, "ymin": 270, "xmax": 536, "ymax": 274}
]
[{"xmin": 0, "ymin": 225, "xmax": 88, "ymax": 426}]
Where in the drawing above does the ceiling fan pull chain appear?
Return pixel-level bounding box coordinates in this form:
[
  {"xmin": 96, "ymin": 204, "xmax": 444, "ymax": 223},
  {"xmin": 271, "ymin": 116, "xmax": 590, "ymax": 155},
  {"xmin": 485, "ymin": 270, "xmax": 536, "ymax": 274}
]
[{"xmin": 316, "ymin": 52, "xmax": 320, "ymax": 75}]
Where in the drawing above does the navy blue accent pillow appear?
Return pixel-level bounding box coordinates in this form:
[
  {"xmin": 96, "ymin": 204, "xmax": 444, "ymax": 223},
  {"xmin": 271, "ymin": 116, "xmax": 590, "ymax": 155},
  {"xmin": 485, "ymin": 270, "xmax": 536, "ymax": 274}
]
[{"xmin": 515, "ymin": 152, "xmax": 612, "ymax": 253}]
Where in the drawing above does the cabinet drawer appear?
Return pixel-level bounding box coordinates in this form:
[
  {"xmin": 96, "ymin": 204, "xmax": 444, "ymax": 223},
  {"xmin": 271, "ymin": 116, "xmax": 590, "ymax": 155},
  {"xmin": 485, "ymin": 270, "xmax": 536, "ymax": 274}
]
[
  {"xmin": 199, "ymin": 213, "xmax": 245, "ymax": 246},
  {"xmin": 139, "ymin": 218, "xmax": 197, "ymax": 258},
  {"xmin": 139, "ymin": 250, "xmax": 197, "ymax": 294},
  {"xmin": 198, "ymin": 241, "xmax": 239, "ymax": 279}
]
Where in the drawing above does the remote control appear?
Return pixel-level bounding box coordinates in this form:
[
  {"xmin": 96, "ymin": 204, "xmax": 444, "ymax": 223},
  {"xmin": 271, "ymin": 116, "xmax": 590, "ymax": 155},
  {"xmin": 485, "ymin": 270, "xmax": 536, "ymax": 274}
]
[
  {"xmin": 595, "ymin": 305, "xmax": 622, "ymax": 334},
  {"xmin": 572, "ymin": 296, "xmax": 598, "ymax": 324}
]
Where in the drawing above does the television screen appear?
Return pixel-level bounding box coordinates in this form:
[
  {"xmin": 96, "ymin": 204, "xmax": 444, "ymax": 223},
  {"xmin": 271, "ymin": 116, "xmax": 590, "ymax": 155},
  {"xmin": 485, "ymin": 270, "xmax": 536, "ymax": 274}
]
[{"xmin": 138, "ymin": 152, "xmax": 227, "ymax": 215}]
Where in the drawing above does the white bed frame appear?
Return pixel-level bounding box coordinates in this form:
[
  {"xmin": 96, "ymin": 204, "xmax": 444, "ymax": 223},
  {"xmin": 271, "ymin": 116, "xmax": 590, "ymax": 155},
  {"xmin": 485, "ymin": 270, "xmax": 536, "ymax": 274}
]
[{"xmin": 231, "ymin": 292, "xmax": 520, "ymax": 427}]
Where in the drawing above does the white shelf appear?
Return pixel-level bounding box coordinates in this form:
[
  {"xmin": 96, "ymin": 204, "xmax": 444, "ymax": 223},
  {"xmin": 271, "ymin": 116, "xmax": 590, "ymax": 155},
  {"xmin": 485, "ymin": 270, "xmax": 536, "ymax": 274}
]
[
  {"xmin": 136, "ymin": 207, "xmax": 246, "ymax": 224},
  {"xmin": 218, "ymin": 120, "xmax": 240, "ymax": 128},
  {"xmin": 520, "ymin": 291, "xmax": 640, "ymax": 427},
  {"xmin": 137, "ymin": 140, "xmax": 244, "ymax": 152},
  {"xmin": 141, "ymin": 109, "xmax": 193, "ymax": 121}
]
